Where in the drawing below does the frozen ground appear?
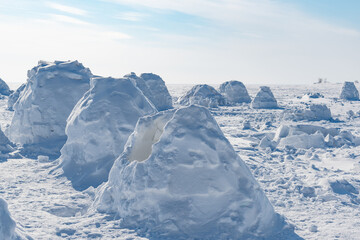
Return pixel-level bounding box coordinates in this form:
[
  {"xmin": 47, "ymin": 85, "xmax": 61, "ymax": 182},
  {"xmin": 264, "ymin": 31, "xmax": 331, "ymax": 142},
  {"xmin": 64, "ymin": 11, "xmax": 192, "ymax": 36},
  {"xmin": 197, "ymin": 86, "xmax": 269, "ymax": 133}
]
[{"xmin": 0, "ymin": 83, "xmax": 360, "ymax": 239}]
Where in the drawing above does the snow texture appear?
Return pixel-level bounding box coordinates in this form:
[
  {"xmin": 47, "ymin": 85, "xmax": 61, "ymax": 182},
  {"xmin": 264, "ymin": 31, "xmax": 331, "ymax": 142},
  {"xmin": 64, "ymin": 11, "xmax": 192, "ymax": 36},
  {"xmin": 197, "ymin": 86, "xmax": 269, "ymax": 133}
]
[
  {"xmin": 251, "ymin": 86, "xmax": 278, "ymax": 109},
  {"xmin": 125, "ymin": 72, "xmax": 172, "ymax": 111},
  {"xmin": 0, "ymin": 78, "xmax": 12, "ymax": 96},
  {"xmin": 95, "ymin": 105, "xmax": 294, "ymax": 239},
  {"xmin": 7, "ymin": 60, "xmax": 92, "ymax": 158},
  {"xmin": 340, "ymin": 81, "xmax": 359, "ymax": 101},
  {"xmin": 178, "ymin": 84, "xmax": 226, "ymax": 108},
  {"xmin": 218, "ymin": 80, "xmax": 251, "ymax": 104},
  {"xmin": 59, "ymin": 77, "xmax": 157, "ymax": 190},
  {"xmin": 7, "ymin": 84, "xmax": 25, "ymax": 111}
]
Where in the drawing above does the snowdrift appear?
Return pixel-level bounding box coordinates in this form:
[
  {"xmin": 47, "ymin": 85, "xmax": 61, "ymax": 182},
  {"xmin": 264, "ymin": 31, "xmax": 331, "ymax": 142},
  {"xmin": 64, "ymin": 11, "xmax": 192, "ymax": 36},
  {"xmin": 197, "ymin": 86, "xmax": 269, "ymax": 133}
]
[
  {"xmin": 7, "ymin": 60, "xmax": 92, "ymax": 158},
  {"xmin": 219, "ymin": 80, "xmax": 251, "ymax": 104},
  {"xmin": 59, "ymin": 77, "xmax": 157, "ymax": 190},
  {"xmin": 0, "ymin": 78, "xmax": 12, "ymax": 96},
  {"xmin": 95, "ymin": 105, "xmax": 294, "ymax": 239},
  {"xmin": 178, "ymin": 84, "xmax": 226, "ymax": 108},
  {"xmin": 7, "ymin": 84, "xmax": 26, "ymax": 111},
  {"xmin": 251, "ymin": 86, "xmax": 278, "ymax": 109},
  {"xmin": 125, "ymin": 72, "xmax": 172, "ymax": 111},
  {"xmin": 340, "ymin": 81, "xmax": 359, "ymax": 101}
]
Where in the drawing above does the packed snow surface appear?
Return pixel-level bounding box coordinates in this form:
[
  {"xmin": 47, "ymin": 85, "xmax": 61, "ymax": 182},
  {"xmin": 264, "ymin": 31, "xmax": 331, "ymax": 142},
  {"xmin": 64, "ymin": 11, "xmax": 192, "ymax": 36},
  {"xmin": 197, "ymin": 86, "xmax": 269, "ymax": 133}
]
[
  {"xmin": 178, "ymin": 84, "xmax": 226, "ymax": 107},
  {"xmin": 340, "ymin": 81, "xmax": 359, "ymax": 101},
  {"xmin": 7, "ymin": 60, "xmax": 92, "ymax": 158},
  {"xmin": 59, "ymin": 77, "xmax": 157, "ymax": 190},
  {"xmin": 251, "ymin": 86, "xmax": 278, "ymax": 109},
  {"xmin": 95, "ymin": 105, "xmax": 293, "ymax": 239},
  {"xmin": 0, "ymin": 78, "xmax": 12, "ymax": 96},
  {"xmin": 219, "ymin": 80, "xmax": 251, "ymax": 104}
]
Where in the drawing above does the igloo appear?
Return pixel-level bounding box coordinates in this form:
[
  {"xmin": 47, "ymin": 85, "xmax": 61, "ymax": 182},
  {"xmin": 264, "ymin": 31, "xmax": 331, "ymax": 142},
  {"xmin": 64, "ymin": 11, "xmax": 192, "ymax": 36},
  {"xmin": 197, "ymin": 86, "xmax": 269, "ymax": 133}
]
[
  {"xmin": 95, "ymin": 105, "xmax": 294, "ymax": 239},
  {"xmin": 219, "ymin": 80, "xmax": 251, "ymax": 104},
  {"xmin": 340, "ymin": 81, "xmax": 359, "ymax": 100},
  {"xmin": 251, "ymin": 86, "xmax": 278, "ymax": 109},
  {"xmin": 59, "ymin": 77, "xmax": 157, "ymax": 190},
  {"xmin": 0, "ymin": 78, "xmax": 12, "ymax": 96},
  {"xmin": 7, "ymin": 60, "xmax": 92, "ymax": 158},
  {"xmin": 0, "ymin": 198, "xmax": 28, "ymax": 240},
  {"xmin": 125, "ymin": 72, "xmax": 172, "ymax": 111},
  {"xmin": 7, "ymin": 83, "xmax": 25, "ymax": 111},
  {"xmin": 178, "ymin": 84, "xmax": 226, "ymax": 108}
]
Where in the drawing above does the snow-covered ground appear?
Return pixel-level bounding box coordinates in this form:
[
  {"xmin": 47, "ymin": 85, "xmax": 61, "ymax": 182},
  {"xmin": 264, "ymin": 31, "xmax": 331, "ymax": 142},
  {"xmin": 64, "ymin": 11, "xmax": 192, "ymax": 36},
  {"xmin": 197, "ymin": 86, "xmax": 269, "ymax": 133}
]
[{"xmin": 1, "ymin": 82, "xmax": 360, "ymax": 239}]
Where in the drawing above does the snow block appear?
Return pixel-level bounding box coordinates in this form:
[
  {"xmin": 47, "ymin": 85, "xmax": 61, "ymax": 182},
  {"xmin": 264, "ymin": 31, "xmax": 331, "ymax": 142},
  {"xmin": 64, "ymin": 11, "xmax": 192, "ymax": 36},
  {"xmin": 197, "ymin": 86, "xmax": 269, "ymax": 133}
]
[
  {"xmin": 95, "ymin": 105, "xmax": 295, "ymax": 239},
  {"xmin": 7, "ymin": 84, "xmax": 26, "ymax": 111},
  {"xmin": 293, "ymin": 104, "xmax": 332, "ymax": 121},
  {"xmin": 251, "ymin": 86, "xmax": 278, "ymax": 109},
  {"xmin": 0, "ymin": 78, "xmax": 12, "ymax": 96},
  {"xmin": 219, "ymin": 80, "xmax": 251, "ymax": 104},
  {"xmin": 7, "ymin": 60, "xmax": 92, "ymax": 158},
  {"xmin": 340, "ymin": 81, "xmax": 359, "ymax": 101},
  {"xmin": 59, "ymin": 77, "xmax": 157, "ymax": 190},
  {"xmin": 178, "ymin": 84, "xmax": 226, "ymax": 108}
]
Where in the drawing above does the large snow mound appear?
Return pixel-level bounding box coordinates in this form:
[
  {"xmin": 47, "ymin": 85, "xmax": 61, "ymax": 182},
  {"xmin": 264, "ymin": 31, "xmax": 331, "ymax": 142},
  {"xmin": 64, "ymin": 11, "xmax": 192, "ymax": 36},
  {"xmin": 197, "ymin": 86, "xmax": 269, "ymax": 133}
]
[
  {"xmin": 219, "ymin": 80, "xmax": 251, "ymax": 104},
  {"xmin": 178, "ymin": 84, "xmax": 226, "ymax": 108},
  {"xmin": 7, "ymin": 60, "xmax": 92, "ymax": 158},
  {"xmin": 95, "ymin": 105, "xmax": 293, "ymax": 239},
  {"xmin": 0, "ymin": 78, "xmax": 12, "ymax": 96},
  {"xmin": 125, "ymin": 72, "xmax": 172, "ymax": 111},
  {"xmin": 340, "ymin": 81, "xmax": 359, "ymax": 101},
  {"xmin": 7, "ymin": 84, "xmax": 26, "ymax": 111},
  {"xmin": 59, "ymin": 77, "xmax": 157, "ymax": 190},
  {"xmin": 251, "ymin": 86, "xmax": 278, "ymax": 109}
]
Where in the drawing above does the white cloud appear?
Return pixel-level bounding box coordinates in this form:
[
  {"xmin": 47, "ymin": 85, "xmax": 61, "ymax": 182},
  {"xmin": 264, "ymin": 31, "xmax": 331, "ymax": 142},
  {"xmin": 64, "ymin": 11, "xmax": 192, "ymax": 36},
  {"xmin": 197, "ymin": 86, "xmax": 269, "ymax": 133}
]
[
  {"xmin": 49, "ymin": 14, "xmax": 90, "ymax": 25},
  {"xmin": 46, "ymin": 2, "xmax": 88, "ymax": 16},
  {"xmin": 116, "ymin": 12, "xmax": 147, "ymax": 22}
]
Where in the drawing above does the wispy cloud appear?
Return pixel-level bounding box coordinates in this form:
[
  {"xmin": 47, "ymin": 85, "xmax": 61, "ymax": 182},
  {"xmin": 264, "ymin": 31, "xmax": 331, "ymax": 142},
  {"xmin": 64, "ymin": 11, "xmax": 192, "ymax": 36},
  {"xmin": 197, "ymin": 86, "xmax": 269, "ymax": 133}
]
[
  {"xmin": 49, "ymin": 14, "xmax": 89, "ymax": 25},
  {"xmin": 116, "ymin": 12, "xmax": 147, "ymax": 22},
  {"xmin": 46, "ymin": 2, "xmax": 87, "ymax": 16}
]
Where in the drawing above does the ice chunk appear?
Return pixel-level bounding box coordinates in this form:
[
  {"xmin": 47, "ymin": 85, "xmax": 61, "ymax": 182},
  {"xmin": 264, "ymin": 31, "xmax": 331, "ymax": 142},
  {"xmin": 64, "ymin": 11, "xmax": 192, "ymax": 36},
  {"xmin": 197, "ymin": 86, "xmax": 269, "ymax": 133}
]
[
  {"xmin": 340, "ymin": 81, "xmax": 359, "ymax": 100},
  {"xmin": 59, "ymin": 77, "xmax": 157, "ymax": 190},
  {"xmin": 278, "ymin": 132, "xmax": 325, "ymax": 149},
  {"xmin": 251, "ymin": 86, "xmax": 278, "ymax": 109},
  {"xmin": 178, "ymin": 84, "xmax": 226, "ymax": 107},
  {"xmin": 95, "ymin": 105, "xmax": 294, "ymax": 239},
  {"xmin": 7, "ymin": 60, "xmax": 92, "ymax": 158},
  {"xmin": 0, "ymin": 78, "xmax": 12, "ymax": 96},
  {"xmin": 7, "ymin": 83, "xmax": 26, "ymax": 111},
  {"xmin": 329, "ymin": 179, "xmax": 358, "ymax": 195},
  {"xmin": 218, "ymin": 80, "xmax": 251, "ymax": 104}
]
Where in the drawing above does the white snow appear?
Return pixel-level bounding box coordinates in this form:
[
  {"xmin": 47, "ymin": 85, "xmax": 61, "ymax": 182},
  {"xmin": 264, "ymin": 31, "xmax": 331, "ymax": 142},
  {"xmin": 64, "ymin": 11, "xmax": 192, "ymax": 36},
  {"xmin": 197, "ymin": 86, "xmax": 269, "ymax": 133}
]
[
  {"xmin": 58, "ymin": 77, "xmax": 157, "ymax": 190},
  {"xmin": 219, "ymin": 80, "xmax": 251, "ymax": 104},
  {"xmin": 251, "ymin": 86, "xmax": 278, "ymax": 109},
  {"xmin": 7, "ymin": 60, "xmax": 92, "ymax": 158},
  {"xmin": 340, "ymin": 81, "xmax": 359, "ymax": 101},
  {"xmin": 95, "ymin": 105, "xmax": 293, "ymax": 239},
  {"xmin": 178, "ymin": 84, "xmax": 226, "ymax": 107}
]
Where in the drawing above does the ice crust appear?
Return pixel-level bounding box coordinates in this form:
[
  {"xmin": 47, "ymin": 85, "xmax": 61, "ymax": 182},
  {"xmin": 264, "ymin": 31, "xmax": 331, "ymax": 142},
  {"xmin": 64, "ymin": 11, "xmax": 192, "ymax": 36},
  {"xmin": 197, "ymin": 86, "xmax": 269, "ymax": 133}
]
[
  {"xmin": 178, "ymin": 84, "xmax": 226, "ymax": 107},
  {"xmin": 95, "ymin": 105, "xmax": 291, "ymax": 239},
  {"xmin": 7, "ymin": 60, "xmax": 92, "ymax": 158},
  {"xmin": 340, "ymin": 82, "xmax": 359, "ymax": 101},
  {"xmin": 251, "ymin": 86, "xmax": 278, "ymax": 109},
  {"xmin": 59, "ymin": 77, "xmax": 157, "ymax": 190},
  {"xmin": 0, "ymin": 78, "xmax": 12, "ymax": 96},
  {"xmin": 219, "ymin": 80, "xmax": 251, "ymax": 104}
]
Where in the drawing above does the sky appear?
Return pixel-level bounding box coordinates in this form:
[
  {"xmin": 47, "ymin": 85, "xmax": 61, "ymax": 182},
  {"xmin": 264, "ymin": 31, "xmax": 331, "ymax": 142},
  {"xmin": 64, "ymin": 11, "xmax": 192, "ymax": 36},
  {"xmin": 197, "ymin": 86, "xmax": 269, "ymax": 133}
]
[{"xmin": 0, "ymin": 0, "xmax": 359, "ymax": 86}]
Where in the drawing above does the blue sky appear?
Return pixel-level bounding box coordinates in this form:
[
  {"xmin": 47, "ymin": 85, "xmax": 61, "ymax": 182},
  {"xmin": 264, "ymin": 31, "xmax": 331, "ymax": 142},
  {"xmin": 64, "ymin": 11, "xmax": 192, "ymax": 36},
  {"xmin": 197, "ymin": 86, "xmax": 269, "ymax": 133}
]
[{"xmin": 0, "ymin": 0, "xmax": 359, "ymax": 86}]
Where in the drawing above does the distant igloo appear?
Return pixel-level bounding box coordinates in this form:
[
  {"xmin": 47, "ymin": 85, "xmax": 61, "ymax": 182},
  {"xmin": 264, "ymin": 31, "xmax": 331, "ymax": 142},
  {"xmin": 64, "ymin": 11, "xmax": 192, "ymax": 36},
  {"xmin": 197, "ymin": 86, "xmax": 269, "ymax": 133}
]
[
  {"xmin": 59, "ymin": 77, "xmax": 157, "ymax": 190},
  {"xmin": 7, "ymin": 83, "xmax": 25, "ymax": 111},
  {"xmin": 219, "ymin": 80, "xmax": 251, "ymax": 104},
  {"xmin": 7, "ymin": 60, "xmax": 92, "ymax": 158},
  {"xmin": 251, "ymin": 86, "xmax": 278, "ymax": 109},
  {"xmin": 178, "ymin": 84, "xmax": 226, "ymax": 107},
  {"xmin": 0, "ymin": 198, "xmax": 28, "ymax": 240},
  {"xmin": 95, "ymin": 105, "xmax": 294, "ymax": 239},
  {"xmin": 0, "ymin": 78, "xmax": 12, "ymax": 96},
  {"xmin": 340, "ymin": 81, "xmax": 359, "ymax": 100},
  {"xmin": 125, "ymin": 72, "xmax": 172, "ymax": 111}
]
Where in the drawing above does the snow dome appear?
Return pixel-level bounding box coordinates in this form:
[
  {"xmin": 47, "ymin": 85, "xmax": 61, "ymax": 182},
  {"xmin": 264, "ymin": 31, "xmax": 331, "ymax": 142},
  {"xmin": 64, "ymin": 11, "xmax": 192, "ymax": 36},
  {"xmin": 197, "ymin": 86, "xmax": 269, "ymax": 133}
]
[
  {"xmin": 178, "ymin": 84, "xmax": 226, "ymax": 107},
  {"xmin": 219, "ymin": 80, "xmax": 251, "ymax": 104},
  {"xmin": 7, "ymin": 83, "xmax": 25, "ymax": 111},
  {"xmin": 95, "ymin": 105, "xmax": 292, "ymax": 239},
  {"xmin": 0, "ymin": 78, "xmax": 12, "ymax": 96},
  {"xmin": 59, "ymin": 77, "xmax": 157, "ymax": 190},
  {"xmin": 7, "ymin": 60, "xmax": 92, "ymax": 158},
  {"xmin": 251, "ymin": 86, "xmax": 278, "ymax": 109},
  {"xmin": 340, "ymin": 81, "xmax": 359, "ymax": 101}
]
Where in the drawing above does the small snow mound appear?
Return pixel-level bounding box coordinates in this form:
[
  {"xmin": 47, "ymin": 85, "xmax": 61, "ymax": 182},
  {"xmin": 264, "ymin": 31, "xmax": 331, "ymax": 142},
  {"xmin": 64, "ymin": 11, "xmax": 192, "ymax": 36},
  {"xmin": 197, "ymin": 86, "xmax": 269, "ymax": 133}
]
[
  {"xmin": 218, "ymin": 80, "xmax": 251, "ymax": 104},
  {"xmin": 0, "ymin": 78, "xmax": 12, "ymax": 96},
  {"xmin": 7, "ymin": 60, "xmax": 92, "ymax": 158},
  {"xmin": 95, "ymin": 105, "xmax": 294, "ymax": 239},
  {"xmin": 340, "ymin": 81, "xmax": 359, "ymax": 100},
  {"xmin": 59, "ymin": 77, "xmax": 157, "ymax": 190},
  {"xmin": 251, "ymin": 86, "xmax": 278, "ymax": 109},
  {"xmin": 292, "ymin": 104, "xmax": 332, "ymax": 121},
  {"xmin": 178, "ymin": 84, "xmax": 226, "ymax": 108},
  {"xmin": 7, "ymin": 84, "xmax": 26, "ymax": 111}
]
